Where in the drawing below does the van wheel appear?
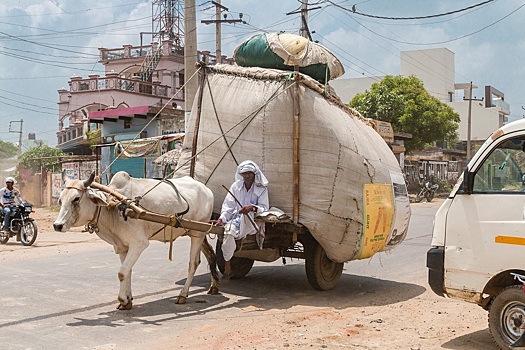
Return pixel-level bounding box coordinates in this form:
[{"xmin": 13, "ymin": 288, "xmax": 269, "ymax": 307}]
[
  {"xmin": 215, "ymin": 239, "xmax": 254, "ymax": 279},
  {"xmin": 302, "ymin": 233, "xmax": 343, "ymax": 291},
  {"xmin": 488, "ymin": 285, "xmax": 525, "ymax": 349}
]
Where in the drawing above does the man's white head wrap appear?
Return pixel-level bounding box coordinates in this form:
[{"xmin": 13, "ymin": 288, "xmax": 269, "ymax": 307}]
[
  {"xmin": 5, "ymin": 177, "xmax": 15, "ymax": 184},
  {"xmin": 235, "ymin": 160, "xmax": 268, "ymax": 187}
]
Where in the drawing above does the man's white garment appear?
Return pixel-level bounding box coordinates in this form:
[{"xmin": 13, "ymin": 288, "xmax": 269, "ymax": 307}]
[
  {"xmin": 0, "ymin": 187, "xmax": 22, "ymax": 206},
  {"xmin": 219, "ymin": 161, "xmax": 269, "ymax": 261}
]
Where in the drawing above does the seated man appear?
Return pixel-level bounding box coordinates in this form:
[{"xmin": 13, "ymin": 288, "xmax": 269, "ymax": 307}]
[
  {"xmin": 216, "ymin": 160, "xmax": 269, "ymax": 282},
  {"xmin": 1, "ymin": 177, "xmax": 23, "ymax": 234}
]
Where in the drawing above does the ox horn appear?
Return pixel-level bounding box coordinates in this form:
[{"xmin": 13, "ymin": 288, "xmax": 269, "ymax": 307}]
[{"xmin": 83, "ymin": 172, "xmax": 95, "ymax": 188}]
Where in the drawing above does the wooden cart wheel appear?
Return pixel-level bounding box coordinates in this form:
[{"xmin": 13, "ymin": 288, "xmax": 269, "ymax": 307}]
[
  {"xmin": 302, "ymin": 233, "xmax": 343, "ymax": 291},
  {"xmin": 215, "ymin": 239, "xmax": 254, "ymax": 279}
]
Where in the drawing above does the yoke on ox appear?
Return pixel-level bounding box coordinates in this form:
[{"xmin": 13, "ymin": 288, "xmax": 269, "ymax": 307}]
[{"xmin": 53, "ymin": 171, "xmax": 220, "ymax": 310}]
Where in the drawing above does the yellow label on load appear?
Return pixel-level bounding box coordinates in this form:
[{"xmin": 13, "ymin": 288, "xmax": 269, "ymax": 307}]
[{"xmin": 358, "ymin": 184, "xmax": 394, "ymax": 259}]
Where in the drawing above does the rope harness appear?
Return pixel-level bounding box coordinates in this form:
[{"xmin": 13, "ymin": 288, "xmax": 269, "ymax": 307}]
[{"xmin": 85, "ymin": 206, "xmax": 102, "ymax": 234}]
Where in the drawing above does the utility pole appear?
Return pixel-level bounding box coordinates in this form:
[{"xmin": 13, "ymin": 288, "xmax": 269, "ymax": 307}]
[
  {"xmin": 463, "ymin": 82, "xmax": 483, "ymax": 160},
  {"xmin": 201, "ymin": 1, "xmax": 244, "ymax": 64},
  {"xmin": 285, "ymin": 1, "xmax": 321, "ymax": 40},
  {"xmin": 9, "ymin": 119, "xmax": 23, "ymax": 156},
  {"xmin": 184, "ymin": 0, "xmax": 198, "ymax": 124},
  {"xmin": 300, "ymin": 1, "xmax": 308, "ymax": 38}
]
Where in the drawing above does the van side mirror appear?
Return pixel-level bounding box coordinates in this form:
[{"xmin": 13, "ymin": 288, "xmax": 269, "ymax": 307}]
[{"xmin": 460, "ymin": 169, "xmax": 474, "ymax": 194}]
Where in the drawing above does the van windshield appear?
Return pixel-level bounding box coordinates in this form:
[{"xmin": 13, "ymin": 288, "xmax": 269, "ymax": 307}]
[{"xmin": 473, "ymin": 137, "xmax": 525, "ymax": 192}]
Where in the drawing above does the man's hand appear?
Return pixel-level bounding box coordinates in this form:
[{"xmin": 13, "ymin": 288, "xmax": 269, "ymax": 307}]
[
  {"xmin": 210, "ymin": 218, "xmax": 224, "ymax": 226},
  {"xmin": 239, "ymin": 205, "xmax": 256, "ymax": 215}
]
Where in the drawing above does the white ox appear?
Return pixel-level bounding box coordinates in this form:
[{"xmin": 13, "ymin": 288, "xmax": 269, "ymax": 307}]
[{"xmin": 53, "ymin": 171, "xmax": 219, "ymax": 310}]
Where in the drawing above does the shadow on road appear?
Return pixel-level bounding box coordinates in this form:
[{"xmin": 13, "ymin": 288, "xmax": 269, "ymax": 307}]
[
  {"xmin": 441, "ymin": 328, "xmax": 495, "ymax": 350},
  {"xmin": 213, "ymin": 264, "xmax": 426, "ymax": 308},
  {"xmin": 64, "ymin": 264, "xmax": 425, "ymax": 328}
]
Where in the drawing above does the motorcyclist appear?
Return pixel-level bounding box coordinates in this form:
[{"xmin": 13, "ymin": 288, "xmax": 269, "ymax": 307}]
[{"xmin": 0, "ymin": 177, "xmax": 23, "ymax": 234}]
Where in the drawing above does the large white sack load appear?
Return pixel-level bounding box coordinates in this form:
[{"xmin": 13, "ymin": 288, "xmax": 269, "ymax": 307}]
[{"xmin": 177, "ymin": 63, "xmax": 410, "ymax": 263}]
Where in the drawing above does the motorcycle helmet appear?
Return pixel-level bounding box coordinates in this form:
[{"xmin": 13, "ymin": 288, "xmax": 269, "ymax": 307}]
[{"xmin": 5, "ymin": 177, "xmax": 15, "ymax": 184}]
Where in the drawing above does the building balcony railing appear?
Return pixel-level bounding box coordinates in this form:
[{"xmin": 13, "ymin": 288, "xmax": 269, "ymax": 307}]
[
  {"xmin": 56, "ymin": 125, "xmax": 85, "ymax": 147},
  {"xmin": 492, "ymin": 99, "xmax": 510, "ymax": 115},
  {"xmin": 99, "ymin": 41, "xmax": 234, "ymax": 65},
  {"xmin": 69, "ymin": 74, "xmax": 169, "ymax": 97}
]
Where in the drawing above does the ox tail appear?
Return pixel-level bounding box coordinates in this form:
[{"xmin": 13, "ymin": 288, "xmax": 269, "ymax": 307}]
[{"xmin": 201, "ymin": 238, "xmax": 219, "ymax": 282}]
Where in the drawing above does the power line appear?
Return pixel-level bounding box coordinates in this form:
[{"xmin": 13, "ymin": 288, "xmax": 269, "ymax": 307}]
[
  {"xmin": 0, "ymin": 31, "xmax": 100, "ymax": 57},
  {"xmin": 0, "ymin": 50, "xmax": 104, "ymax": 72},
  {"xmin": 338, "ymin": 0, "xmax": 494, "ymax": 27},
  {"xmin": 0, "ymin": 99, "xmax": 57, "ymax": 116},
  {"xmin": 328, "ymin": 0, "xmax": 495, "ymax": 20},
  {"xmin": 0, "ymin": 88, "xmax": 59, "ymax": 103},
  {"xmin": 0, "ymin": 2, "xmax": 147, "ymax": 18},
  {"xmin": 352, "ymin": 2, "xmax": 525, "ymax": 46},
  {"xmin": 314, "ymin": 32, "xmax": 387, "ymax": 78},
  {"xmin": 331, "ymin": 7, "xmax": 464, "ymax": 83},
  {"xmin": 321, "ymin": 7, "xmax": 470, "ymax": 97},
  {"xmin": 0, "ymin": 95, "xmax": 57, "ymax": 112}
]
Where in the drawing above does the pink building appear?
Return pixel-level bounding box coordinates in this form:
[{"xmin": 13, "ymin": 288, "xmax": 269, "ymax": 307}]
[{"xmin": 56, "ymin": 40, "xmax": 231, "ymax": 154}]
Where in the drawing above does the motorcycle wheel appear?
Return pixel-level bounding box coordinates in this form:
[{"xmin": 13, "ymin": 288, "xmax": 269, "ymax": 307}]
[
  {"xmin": 415, "ymin": 190, "xmax": 424, "ymax": 203},
  {"xmin": 20, "ymin": 221, "xmax": 37, "ymax": 246},
  {"xmin": 426, "ymin": 192, "xmax": 434, "ymax": 202},
  {"xmin": 0, "ymin": 230, "xmax": 9, "ymax": 244}
]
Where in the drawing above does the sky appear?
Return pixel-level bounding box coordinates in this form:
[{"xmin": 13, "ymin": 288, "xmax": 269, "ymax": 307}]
[{"xmin": 1, "ymin": 0, "xmax": 524, "ymax": 148}]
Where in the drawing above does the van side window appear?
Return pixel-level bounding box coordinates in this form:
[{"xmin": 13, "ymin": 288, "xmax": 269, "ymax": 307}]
[{"xmin": 473, "ymin": 137, "xmax": 525, "ymax": 193}]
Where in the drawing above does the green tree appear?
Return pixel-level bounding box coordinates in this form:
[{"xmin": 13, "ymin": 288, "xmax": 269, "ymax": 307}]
[
  {"xmin": 349, "ymin": 75, "xmax": 460, "ymax": 152},
  {"xmin": 0, "ymin": 140, "xmax": 18, "ymax": 158},
  {"xmin": 19, "ymin": 146, "xmax": 65, "ymax": 172}
]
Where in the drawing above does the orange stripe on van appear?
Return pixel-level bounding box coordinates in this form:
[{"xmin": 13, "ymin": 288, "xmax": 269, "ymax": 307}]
[{"xmin": 495, "ymin": 236, "xmax": 525, "ymax": 245}]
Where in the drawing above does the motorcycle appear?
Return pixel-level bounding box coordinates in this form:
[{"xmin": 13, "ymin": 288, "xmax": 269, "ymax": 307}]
[
  {"xmin": 415, "ymin": 181, "xmax": 439, "ymax": 203},
  {"xmin": 0, "ymin": 201, "xmax": 38, "ymax": 246}
]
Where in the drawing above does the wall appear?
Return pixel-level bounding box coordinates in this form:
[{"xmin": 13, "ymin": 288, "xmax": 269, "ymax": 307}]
[
  {"xmin": 404, "ymin": 159, "xmax": 463, "ymax": 191},
  {"xmin": 20, "ymin": 173, "xmax": 42, "ymax": 207},
  {"xmin": 328, "ymin": 76, "xmax": 378, "ymax": 104}
]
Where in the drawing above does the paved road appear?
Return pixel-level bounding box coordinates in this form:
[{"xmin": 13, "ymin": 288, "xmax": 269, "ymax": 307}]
[{"xmin": 0, "ymin": 200, "xmax": 495, "ymax": 350}]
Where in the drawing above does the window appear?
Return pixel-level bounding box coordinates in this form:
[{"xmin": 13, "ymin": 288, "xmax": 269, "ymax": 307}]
[{"xmin": 473, "ymin": 137, "xmax": 525, "ymax": 193}]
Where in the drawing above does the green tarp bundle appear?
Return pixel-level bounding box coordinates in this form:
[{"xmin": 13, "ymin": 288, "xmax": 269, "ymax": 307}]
[{"xmin": 233, "ymin": 33, "xmax": 345, "ymax": 84}]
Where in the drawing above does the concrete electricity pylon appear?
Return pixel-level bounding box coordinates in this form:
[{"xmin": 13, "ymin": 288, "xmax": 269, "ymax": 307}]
[
  {"xmin": 9, "ymin": 119, "xmax": 23, "ymax": 156},
  {"xmin": 201, "ymin": 1, "xmax": 244, "ymax": 64},
  {"xmin": 463, "ymin": 82, "xmax": 483, "ymax": 160},
  {"xmin": 285, "ymin": 0, "xmax": 321, "ymax": 39},
  {"xmin": 184, "ymin": 0, "xmax": 198, "ymax": 119}
]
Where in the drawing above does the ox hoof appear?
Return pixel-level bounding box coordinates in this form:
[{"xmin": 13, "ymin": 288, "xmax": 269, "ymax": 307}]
[
  {"xmin": 207, "ymin": 286, "xmax": 219, "ymax": 295},
  {"xmin": 175, "ymin": 296, "xmax": 187, "ymax": 304},
  {"xmin": 116, "ymin": 300, "xmax": 133, "ymax": 310}
]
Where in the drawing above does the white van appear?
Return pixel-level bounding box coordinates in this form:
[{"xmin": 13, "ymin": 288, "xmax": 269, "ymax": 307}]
[{"xmin": 428, "ymin": 118, "xmax": 525, "ymax": 349}]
